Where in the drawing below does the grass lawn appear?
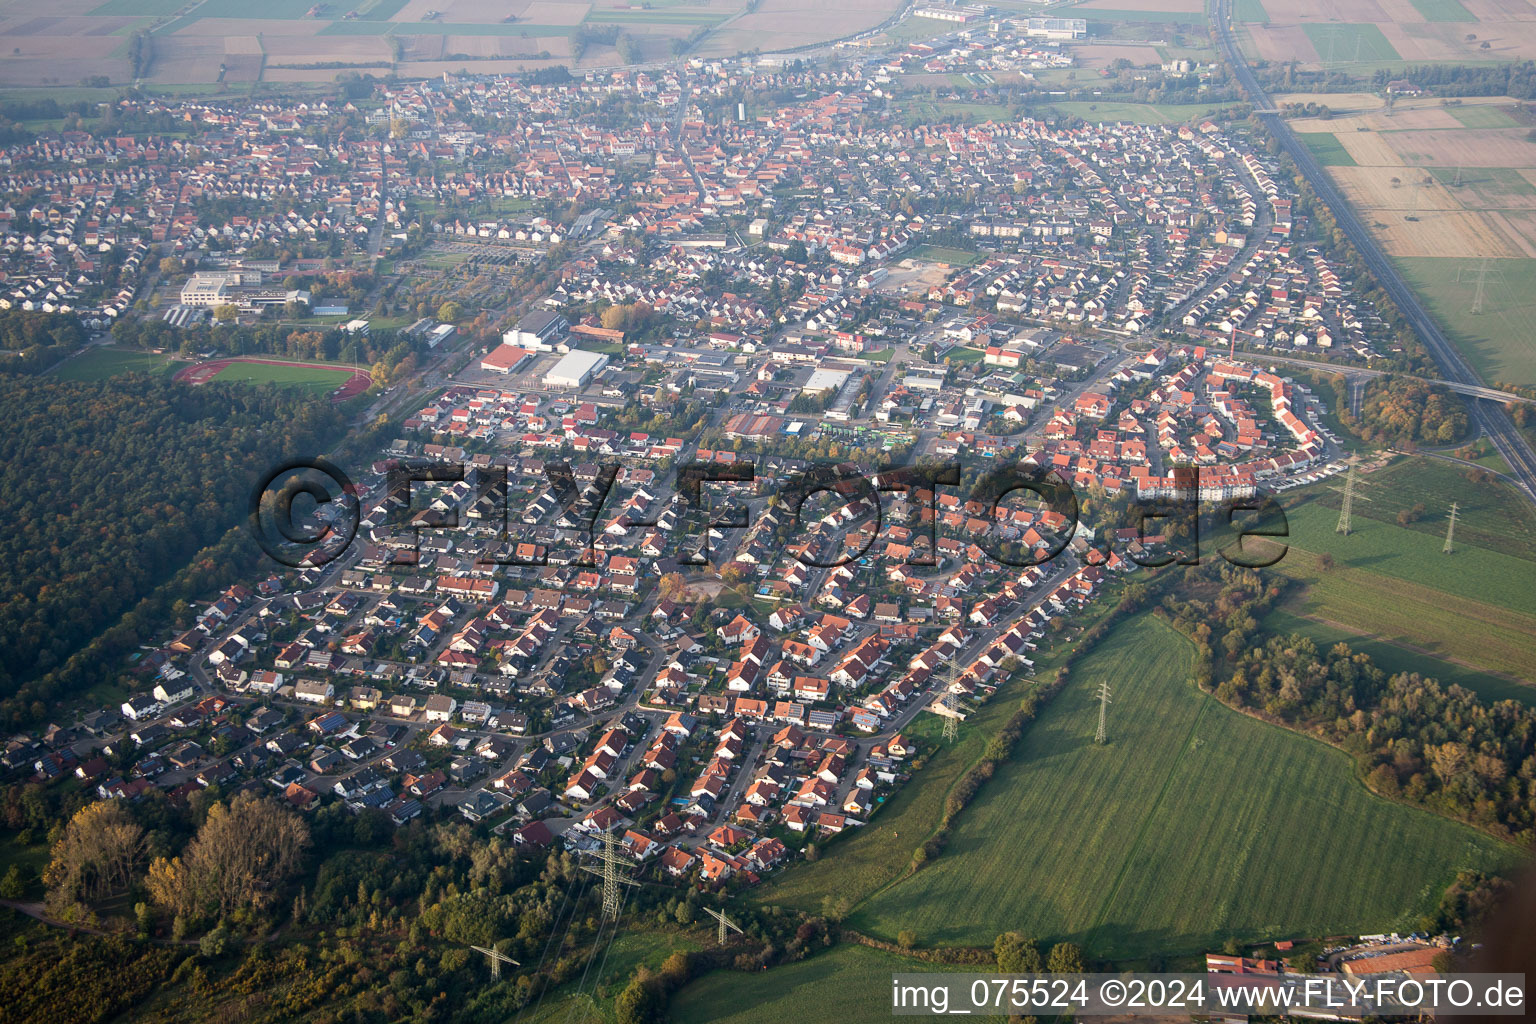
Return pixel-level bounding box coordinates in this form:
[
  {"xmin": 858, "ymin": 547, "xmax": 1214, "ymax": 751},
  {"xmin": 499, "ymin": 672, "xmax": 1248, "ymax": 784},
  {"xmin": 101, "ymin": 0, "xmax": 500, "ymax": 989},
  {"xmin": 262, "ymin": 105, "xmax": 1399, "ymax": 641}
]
[
  {"xmin": 1409, "ymin": 0, "xmax": 1475, "ymax": 20},
  {"xmin": 1262, "ymin": 609, "xmax": 1536, "ymax": 707},
  {"xmin": 1301, "ymin": 132, "xmax": 1358, "ymax": 166},
  {"xmin": 1047, "ymin": 101, "xmax": 1219, "ymax": 124},
  {"xmin": 209, "ymin": 361, "xmax": 356, "ymax": 394},
  {"xmin": 908, "ymin": 244, "xmax": 981, "ymax": 266},
  {"xmin": 847, "ymin": 615, "xmax": 1524, "ymax": 957},
  {"xmin": 670, "ymin": 944, "xmax": 1003, "ymax": 1024},
  {"xmin": 1302, "ymin": 23, "xmax": 1401, "ymax": 63},
  {"xmin": 856, "ymin": 348, "xmax": 895, "ymax": 363},
  {"xmin": 1395, "ymin": 256, "xmax": 1536, "ymax": 389},
  {"xmin": 54, "ymin": 346, "xmax": 175, "ymax": 381}
]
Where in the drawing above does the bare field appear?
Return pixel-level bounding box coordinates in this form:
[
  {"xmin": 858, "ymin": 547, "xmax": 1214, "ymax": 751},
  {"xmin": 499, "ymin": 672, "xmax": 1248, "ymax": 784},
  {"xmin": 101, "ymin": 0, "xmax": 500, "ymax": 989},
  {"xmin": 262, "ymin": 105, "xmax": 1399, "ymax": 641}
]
[
  {"xmin": 1331, "ymin": 165, "xmax": 1464, "ymax": 209},
  {"xmin": 1389, "ymin": 127, "xmax": 1536, "ymax": 166},
  {"xmin": 1072, "ymin": 43, "xmax": 1165, "ymax": 67},
  {"xmin": 1335, "ymin": 129, "xmax": 1406, "ymax": 165},
  {"xmin": 1247, "ymin": 25, "xmax": 1320, "ymax": 61}
]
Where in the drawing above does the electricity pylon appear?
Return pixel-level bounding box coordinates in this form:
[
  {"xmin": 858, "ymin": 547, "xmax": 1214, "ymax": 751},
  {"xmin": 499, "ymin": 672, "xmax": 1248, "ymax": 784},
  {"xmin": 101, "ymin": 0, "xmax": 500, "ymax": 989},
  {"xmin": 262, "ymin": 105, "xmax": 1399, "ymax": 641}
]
[
  {"xmin": 1334, "ymin": 455, "xmax": 1370, "ymax": 535},
  {"xmin": 942, "ymin": 659, "xmax": 959, "ymax": 743},
  {"xmin": 703, "ymin": 907, "xmax": 743, "ymax": 946},
  {"xmin": 1471, "ymin": 258, "xmax": 1491, "ymax": 315},
  {"xmin": 581, "ymin": 831, "xmax": 639, "ymax": 920},
  {"xmin": 1443, "ymin": 502, "xmax": 1459, "ymax": 554},
  {"xmin": 1094, "ymin": 681, "xmax": 1112, "ymax": 745},
  {"xmin": 470, "ymin": 943, "xmax": 519, "ymax": 981}
]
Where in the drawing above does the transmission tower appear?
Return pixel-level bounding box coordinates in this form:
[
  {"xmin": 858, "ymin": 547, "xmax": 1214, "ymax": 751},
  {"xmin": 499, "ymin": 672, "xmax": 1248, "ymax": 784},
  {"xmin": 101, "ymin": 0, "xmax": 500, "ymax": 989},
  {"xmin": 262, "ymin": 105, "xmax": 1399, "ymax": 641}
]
[
  {"xmin": 581, "ymin": 831, "xmax": 639, "ymax": 920},
  {"xmin": 1333, "ymin": 455, "xmax": 1370, "ymax": 535},
  {"xmin": 1453, "ymin": 162, "xmax": 1463, "ymax": 187},
  {"xmin": 1094, "ymin": 681, "xmax": 1112, "ymax": 745},
  {"xmin": 942, "ymin": 660, "xmax": 960, "ymax": 743},
  {"xmin": 470, "ymin": 943, "xmax": 520, "ymax": 981},
  {"xmin": 1471, "ymin": 258, "xmax": 1491, "ymax": 315},
  {"xmin": 703, "ymin": 907, "xmax": 744, "ymax": 946},
  {"xmin": 1443, "ymin": 502, "xmax": 1459, "ymax": 554}
]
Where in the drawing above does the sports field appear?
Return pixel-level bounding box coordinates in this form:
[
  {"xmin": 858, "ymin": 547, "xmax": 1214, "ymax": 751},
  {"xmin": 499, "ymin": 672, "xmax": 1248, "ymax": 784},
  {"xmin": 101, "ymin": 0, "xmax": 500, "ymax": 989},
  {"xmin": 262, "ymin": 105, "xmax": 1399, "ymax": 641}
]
[
  {"xmin": 53, "ymin": 346, "xmax": 175, "ymax": 381},
  {"xmin": 845, "ymin": 616, "xmax": 1523, "ymax": 957},
  {"xmin": 209, "ymin": 361, "xmax": 357, "ymax": 392},
  {"xmin": 908, "ymin": 244, "xmax": 982, "ymax": 266},
  {"xmin": 175, "ymin": 356, "xmax": 370, "ymax": 401}
]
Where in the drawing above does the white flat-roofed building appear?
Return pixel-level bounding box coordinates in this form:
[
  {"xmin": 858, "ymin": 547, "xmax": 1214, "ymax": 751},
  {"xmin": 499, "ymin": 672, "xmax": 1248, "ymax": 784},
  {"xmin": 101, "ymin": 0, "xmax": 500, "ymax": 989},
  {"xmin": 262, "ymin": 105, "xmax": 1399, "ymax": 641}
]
[
  {"xmin": 180, "ymin": 273, "xmax": 233, "ymax": 308},
  {"xmin": 544, "ymin": 349, "xmax": 609, "ymax": 389}
]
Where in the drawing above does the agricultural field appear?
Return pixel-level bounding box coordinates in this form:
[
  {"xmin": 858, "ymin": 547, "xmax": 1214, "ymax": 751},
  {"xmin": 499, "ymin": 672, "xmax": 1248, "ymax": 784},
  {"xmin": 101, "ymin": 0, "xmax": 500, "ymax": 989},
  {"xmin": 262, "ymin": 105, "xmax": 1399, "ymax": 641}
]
[
  {"xmin": 1236, "ymin": 0, "xmax": 1536, "ymax": 68},
  {"xmin": 1046, "ymin": 100, "xmax": 1222, "ymax": 124},
  {"xmin": 1396, "ymin": 256, "xmax": 1536, "ymax": 387},
  {"xmin": 1302, "ymin": 454, "xmax": 1536, "ymax": 563},
  {"xmin": 1282, "ymin": 93, "xmax": 1536, "ymax": 383},
  {"xmin": 1262, "ymin": 609, "xmax": 1536, "ymax": 707},
  {"xmin": 53, "ymin": 346, "xmax": 176, "ymax": 381},
  {"xmin": 1261, "ymin": 518, "xmax": 1536, "ymax": 683},
  {"xmin": 846, "ymin": 616, "xmax": 1524, "ymax": 957},
  {"xmin": 1303, "ymin": 23, "xmax": 1401, "ymax": 64},
  {"xmin": 1275, "ymin": 498, "xmax": 1536, "ymax": 619},
  {"xmin": 669, "ymin": 945, "xmax": 1003, "ymax": 1024},
  {"xmin": 0, "ymin": 0, "xmax": 898, "ymax": 86},
  {"xmin": 1301, "ymin": 132, "xmax": 1358, "ymax": 167}
]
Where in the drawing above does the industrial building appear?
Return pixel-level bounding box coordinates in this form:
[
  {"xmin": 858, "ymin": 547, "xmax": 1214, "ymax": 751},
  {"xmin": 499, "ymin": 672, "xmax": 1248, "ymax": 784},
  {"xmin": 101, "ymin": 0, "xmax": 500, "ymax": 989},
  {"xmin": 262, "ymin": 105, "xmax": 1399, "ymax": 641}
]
[{"xmin": 543, "ymin": 349, "xmax": 609, "ymax": 389}]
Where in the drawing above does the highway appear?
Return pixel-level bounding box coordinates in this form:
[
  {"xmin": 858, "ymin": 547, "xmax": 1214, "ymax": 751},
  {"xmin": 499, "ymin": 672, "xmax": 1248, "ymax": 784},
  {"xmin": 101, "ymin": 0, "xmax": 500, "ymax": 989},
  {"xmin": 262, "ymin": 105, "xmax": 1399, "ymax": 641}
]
[{"xmin": 1210, "ymin": 0, "xmax": 1536, "ymax": 504}]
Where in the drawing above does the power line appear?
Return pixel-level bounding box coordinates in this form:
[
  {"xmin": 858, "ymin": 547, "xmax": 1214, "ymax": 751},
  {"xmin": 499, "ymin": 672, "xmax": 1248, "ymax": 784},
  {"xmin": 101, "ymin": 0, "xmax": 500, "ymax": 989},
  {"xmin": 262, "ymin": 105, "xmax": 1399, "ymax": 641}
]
[{"xmin": 1443, "ymin": 501, "xmax": 1459, "ymax": 554}]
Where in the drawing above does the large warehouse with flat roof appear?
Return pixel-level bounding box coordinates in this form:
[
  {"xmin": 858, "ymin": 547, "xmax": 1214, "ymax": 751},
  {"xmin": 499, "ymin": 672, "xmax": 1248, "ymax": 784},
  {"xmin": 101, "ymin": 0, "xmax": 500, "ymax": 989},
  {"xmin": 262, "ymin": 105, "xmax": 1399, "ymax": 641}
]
[{"xmin": 543, "ymin": 349, "xmax": 609, "ymax": 389}]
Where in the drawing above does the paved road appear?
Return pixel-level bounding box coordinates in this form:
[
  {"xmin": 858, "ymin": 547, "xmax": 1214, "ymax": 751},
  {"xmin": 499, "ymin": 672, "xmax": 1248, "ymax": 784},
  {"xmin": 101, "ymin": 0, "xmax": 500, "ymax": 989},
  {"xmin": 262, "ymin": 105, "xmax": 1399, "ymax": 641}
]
[{"xmin": 1211, "ymin": 0, "xmax": 1536, "ymax": 504}]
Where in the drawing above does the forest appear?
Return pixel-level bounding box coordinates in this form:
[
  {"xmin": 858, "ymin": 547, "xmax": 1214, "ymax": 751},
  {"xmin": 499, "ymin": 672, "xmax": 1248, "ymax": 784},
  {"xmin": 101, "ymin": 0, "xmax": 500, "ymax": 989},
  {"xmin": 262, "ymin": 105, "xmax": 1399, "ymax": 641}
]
[
  {"xmin": 0, "ymin": 373, "xmax": 347, "ymax": 720},
  {"xmin": 1350, "ymin": 377, "xmax": 1471, "ymax": 448}
]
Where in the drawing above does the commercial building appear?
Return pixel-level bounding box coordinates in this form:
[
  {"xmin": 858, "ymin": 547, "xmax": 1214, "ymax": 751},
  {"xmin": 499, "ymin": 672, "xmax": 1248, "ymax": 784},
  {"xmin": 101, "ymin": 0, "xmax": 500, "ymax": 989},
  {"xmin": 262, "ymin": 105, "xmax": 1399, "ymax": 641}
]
[
  {"xmin": 503, "ymin": 310, "xmax": 569, "ymax": 352},
  {"xmin": 543, "ymin": 349, "xmax": 609, "ymax": 389},
  {"xmin": 481, "ymin": 343, "xmax": 536, "ymax": 374}
]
